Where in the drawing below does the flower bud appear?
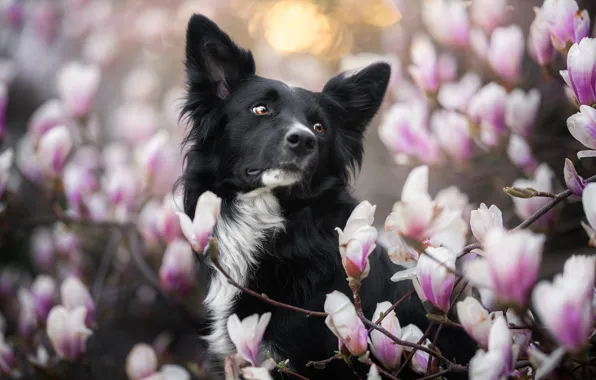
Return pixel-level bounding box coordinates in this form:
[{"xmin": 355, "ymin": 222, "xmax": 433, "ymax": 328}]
[
  {"xmin": 560, "ymin": 38, "xmax": 596, "ymax": 106},
  {"xmin": 227, "ymin": 312, "xmax": 271, "ymax": 366},
  {"xmin": 505, "ymin": 89, "xmax": 541, "ymax": 138},
  {"xmin": 470, "ymin": 204, "xmax": 503, "ymax": 244},
  {"xmin": 567, "ymin": 105, "xmax": 596, "ymax": 150},
  {"xmin": 28, "ymin": 99, "xmax": 68, "ymax": 144},
  {"xmin": 421, "ymin": 0, "xmax": 469, "ymax": 48},
  {"xmin": 408, "ymin": 35, "xmax": 439, "ymax": 93},
  {"xmin": 31, "ymin": 275, "xmax": 57, "ymax": 322},
  {"xmin": 564, "ymin": 158, "xmax": 586, "ymax": 195},
  {"xmin": 456, "ymin": 297, "xmax": 503, "ymax": 350},
  {"xmin": 177, "ymin": 191, "xmax": 221, "ymax": 254},
  {"xmin": 324, "ymin": 291, "xmax": 368, "ymax": 357},
  {"xmin": 158, "ymin": 193, "xmax": 183, "ymax": 243},
  {"xmin": 158, "ymin": 239, "xmax": 196, "ymax": 296},
  {"xmin": 467, "ymin": 82, "xmax": 507, "ymax": 147},
  {"xmin": 18, "ymin": 288, "xmax": 38, "ymax": 337},
  {"xmin": 60, "ymin": 276, "xmax": 95, "ymax": 326},
  {"xmin": 487, "ymin": 25, "xmax": 524, "ymax": 83},
  {"xmin": 542, "ymin": 0, "xmax": 590, "ymax": 51},
  {"xmin": 369, "ymin": 302, "xmax": 403, "ymax": 370},
  {"xmin": 46, "ymin": 305, "xmax": 92, "ymax": 361},
  {"xmin": 528, "ymin": 7, "xmax": 555, "ymax": 66},
  {"xmin": 401, "ymin": 324, "xmax": 433, "ymax": 374},
  {"xmin": 125, "ymin": 343, "xmax": 158, "ymax": 380},
  {"xmin": 38, "ymin": 125, "xmax": 73, "ymax": 175},
  {"xmin": 507, "ymin": 134, "xmax": 537, "ymax": 175},
  {"xmin": 415, "ymin": 247, "xmax": 456, "ymax": 312},
  {"xmin": 430, "ymin": 110, "xmax": 471, "ymax": 163},
  {"xmin": 471, "ymin": 0, "xmax": 508, "ymax": 33},
  {"xmin": 57, "ymin": 62, "xmax": 100, "ymax": 118},
  {"xmin": 437, "ymin": 72, "xmax": 482, "ymax": 113}
]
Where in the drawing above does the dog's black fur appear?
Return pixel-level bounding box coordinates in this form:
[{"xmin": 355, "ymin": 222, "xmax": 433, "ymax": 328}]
[{"xmin": 180, "ymin": 14, "xmax": 475, "ymax": 380}]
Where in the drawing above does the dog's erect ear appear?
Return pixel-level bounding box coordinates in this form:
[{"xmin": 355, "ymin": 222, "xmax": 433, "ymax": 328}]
[
  {"xmin": 322, "ymin": 62, "xmax": 391, "ymax": 133},
  {"xmin": 185, "ymin": 14, "xmax": 256, "ymax": 100}
]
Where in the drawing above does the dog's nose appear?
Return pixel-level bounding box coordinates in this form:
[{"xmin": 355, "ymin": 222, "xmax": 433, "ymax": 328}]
[{"xmin": 284, "ymin": 128, "xmax": 316, "ymax": 155}]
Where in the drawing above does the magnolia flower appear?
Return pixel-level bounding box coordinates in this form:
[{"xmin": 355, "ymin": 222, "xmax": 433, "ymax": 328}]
[
  {"xmin": 582, "ymin": 183, "xmax": 596, "ymax": 245},
  {"xmin": 393, "ymin": 247, "xmax": 456, "ymax": 312},
  {"xmin": 227, "ymin": 312, "xmax": 271, "ymax": 366},
  {"xmin": 28, "ymin": 99, "xmax": 68, "ymax": 144},
  {"xmin": 385, "ymin": 166, "xmax": 464, "ymax": 265},
  {"xmin": 335, "ymin": 201, "xmax": 378, "ymax": 280},
  {"xmin": 60, "ymin": 276, "xmax": 95, "ymax": 326},
  {"xmin": 467, "ymin": 82, "xmax": 507, "ymax": 147},
  {"xmin": 471, "ymin": 0, "xmax": 508, "ymax": 33},
  {"xmin": 139, "ymin": 200, "xmax": 163, "ymax": 247},
  {"xmin": 430, "ymin": 110, "xmax": 471, "ymax": 163},
  {"xmin": 104, "ymin": 166, "xmax": 139, "ymax": 208},
  {"xmin": 31, "ymin": 275, "xmax": 57, "ymax": 321},
  {"xmin": 0, "ymin": 332, "xmax": 15, "ymax": 374},
  {"xmin": 507, "ymin": 134, "xmax": 538, "ymax": 175},
  {"xmin": 434, "ymin": 186, "xmax": 471, "ymax": 222},
  {"xmin": 487, "ymin": 25, "xmax": 525, "ymax": 83},
  {"xmin": 46, "ymin": 305, "xmax": 92, "ymax": 361},
  {"xmin": 564, "ymin": 158, "xmax": 587, "ymax": 195},
  {"xmin": 464, "ymin": 228, "xmax": 545, "ymax": 306},
  {"xmin": 401, "ymin": 324, "xmax": 433, "ymax": 374},
  {"xmin": 505, "ymin": 89, "xmax": 541, "ymax": 137},
  {"xmin": 421, "ymin": 0, "xmax": 469, "ymax": 48},
  {"xmin": 126, "ymin": 343, "xmax": 158, "ymax": 380},
  {"xmin": 18, "ymin": 289, "xmax": 38, "ymax": 337},
  {"xmin": 54, "ymin": 223, "xmax": 80, "ymax": 257},
  {"xmin": 511, "ymin": 164, "xmax": 555, "ymax": 230},
  {"xmin": 533, "ymin": 255, "xmax": 595, "ymax": 352},
  {"xmin": 437, "ymin": 72, "xmax": 482, "ymax": 113},
  {"xmin": 177, "ymin": 191, "xmax": 221, "ymax": 254},
  {"xmin": 469, "ymin": 316, "xmax": 515, "ymax": 380},
  {"xmin": 560, "ymin": 38, "xmax": 596, "ymax": 106},
  {"xmin": 456, "ymin": 297, "xmax": 503, "ymax": 350},
  {"xmin": 368, "ymin": 302, "xmax": 403, "ymax": 370},
  {"xmin": 63, "ymin": 161, "xmax": 98, "ymax": 209},
  {"xmin": 38, "ymin": 125, "xmax": 73, "ymax": 175},
  {"xmin": 137, "ymin": 130, "xmax": 169, "ymax": 180},
  {"xmin": 542, "ymin": 0, "xmax": 590, "ymax": 51},
  {"xmin": 378, "ymin": 102, "xmax": 443, "ymax": 165},
  {"xmin": 158, "ymin": 193, "xmax": 183, "ymax": 243},
  {"xmin": 0, "ymin": 148, "xmax": 13, "ymax": 199},
  {"xmin": 470, "ymin": 28, "xmax": 489, "ymax": 59},
  {"xmin": 528, "ymin": 7, "xmax": 555, "ymax": 66},
  {"xmin": 470, "ymin": 204, "xmax": 504, "ymax": 244},
  {"xmin": 567, "ymin": 105, "xmax": 596, "ymax": 158},
  {"xmin": 57, "ymin": 62, "xmax": 100, "ymax": 118},
  {"xmin": 159, "ymin": 239, "xmax": 196, "ymax": 295},
  {"xmin": 324, "ymin": 291, "xmax": 368, "ymax": 356},
  {"xmin": 408, "ymin": 35, "xmax": 439, "ymax": 93}
]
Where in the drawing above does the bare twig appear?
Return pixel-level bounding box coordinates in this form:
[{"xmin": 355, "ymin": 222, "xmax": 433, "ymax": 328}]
[
  {"xmin": 306, "ymin": 355, "xmax": 340, "ymax": 369},
  {"xmin": 279, "ymin": 367, "xmax": 312, "ymax": 380},
  {"xmin": 208, "ymin": 239, "xmax": 328, "ymax": 317}
]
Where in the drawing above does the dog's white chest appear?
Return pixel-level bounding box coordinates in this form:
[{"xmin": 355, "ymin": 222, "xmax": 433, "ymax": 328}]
[{"xmin": 203, "ymin": 189, "xmax": 285, "ymax": 360}]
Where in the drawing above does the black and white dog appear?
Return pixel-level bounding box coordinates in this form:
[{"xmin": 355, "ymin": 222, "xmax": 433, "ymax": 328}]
[{"xmin": 180, "ymin": 14, "xmax": 475, "ymax": 380}]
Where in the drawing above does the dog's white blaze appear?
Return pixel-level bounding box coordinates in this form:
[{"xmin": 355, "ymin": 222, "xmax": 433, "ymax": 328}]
[
  {"xmin": 262, "ymin": 169, "xmax": 301, "ymax": 188},
  {"xmin": 203, "ymin": 188, "xmax": 285, "ymax": 360}
]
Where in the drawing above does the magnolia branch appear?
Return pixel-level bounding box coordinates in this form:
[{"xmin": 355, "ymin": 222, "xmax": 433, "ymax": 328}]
[{"xmin": 207, "ymin": 239, "xmax": 328, "ymax": 317}]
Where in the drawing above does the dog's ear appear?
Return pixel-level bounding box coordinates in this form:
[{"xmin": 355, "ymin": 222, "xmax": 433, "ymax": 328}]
[
  {"xmin": 322, "ymin": 62, "xmax": 391, "ymax": 133},
  {"xmin": 185, "ymin": 14, "xmax": 256, "ymax": 100}
]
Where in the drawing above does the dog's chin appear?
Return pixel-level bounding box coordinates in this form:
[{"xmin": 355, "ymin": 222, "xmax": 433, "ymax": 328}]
[{"xmin": 261, "ymin": 168, "xmax": 302, "ymax": 188}]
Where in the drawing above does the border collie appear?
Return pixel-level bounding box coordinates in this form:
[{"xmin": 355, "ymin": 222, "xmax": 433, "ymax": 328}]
[{"xmin": 179, "ymin": 14, "xmax": 475, "ymax": 380}]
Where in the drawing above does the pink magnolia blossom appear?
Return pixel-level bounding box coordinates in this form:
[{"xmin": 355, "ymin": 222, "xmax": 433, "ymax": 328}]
[
  {"xmin": 126, "ymin": 343, "xmax": 158, "ymax": 380},
  {"xmin": 511, "ymin": 164, "xmax": 555, "ymax": 230},
  {"xmin": 227, "ymin": 312, "xmax": 271, "ymax": 366},
  {"xmin": 564, "ymin": 158, "xmax": 587, "ymax": 195},
  {"xmin": 542, "ymin": 0, "xmax": 590, "ymax": 51},
  {"xmin": 567, "ymin": 105, "xmax": 596, "ymax": 157},
  {"xmin": 507, "ymin": 134, "xmax": 538, "ymax": 175},
  {"xmin": 392, "ymin": 247, "xmax": 456, "ymax": 313},
  {"xmin": 46, "ymin": 305, "xmax": 92, "ymax": 361},
  {"xmin": 60, "ymin": 276, "xmax": 95, "ymax": 327},
  {"xmin": 335, "ymin": 201, "xmax": 378, "ymax": 280},
  {"xmin": 31, "ymin": 275, "xmax": 57, "ymax": 322},
  {"xmin": 533, "ymin": 255, "xmax": 595, "ymax": 352},
  {"xmin": 368, "ymin": 301, "xmax": 403, "ymax": 370},
  {"xmin": 324, "ymin": 291, "xmax": 368, "ymax": 356},
  {"xmin": 408, "ymin": 35, "xmax": 439, "ymax": 93},
  {"xmin": 401, "ymin": 324, "xmax": 433, "ymax": 374},
  {"xmin": 18, "ymin": 289, "xmax": 37, "ymax": 337},
  {"xmin": 471, "ymin": 0, "xmax": 508, "ymax": 33},
  {"xmin": 421, "ymin": 0, "xmax": 469, "ymax": 48},
  {"xmin": 137, "ymin": 130, "xmax": 169, "ymax": 180},
  {"xmin": 437, "ymin": 72, "xmax": 482, "ymax": 113},
  {"xmin": 464, "ymin": 228, "xmax": 545, "ymax": 307},
  {"xmin": 139, "ymin": 200, "xmax": 163, "ymax": 247},
  {"xmin": 37, "ymin": 125, "xmax": 73, "ymax": 175},
  {"xmin": 158, "ymin": 193, "xmax": 183, "ymax": 243},
  {"xmin": 63, "ymin": 161, "xmax": 98, "ymax": 209},
  {"xmin": 57, "ymin": 62, "xmax": 101, "ymax": 118},
  {"xmin": 505, "ymin": 88, "xmax": 541, "ymax": 137},
  {"xmin": 456, "ymin": 297, "xmax": 503, "ymax": 350},
  {"xmin": 430, "ymin": 109, "xmax": 471, "ymax": 163},
  {"xmin": 103, "ymin": 166, "xmax": 139, "ymax": 209},
  {"xmin": 470, "ymin": 204, "xmax": 504, "ymax": 244},
  {"xmin": 467, "ymin": 82, "xmax": 507, "ymax": 147},
  {"xmin": 177, "ymin": 191, "xmax": 221, "ymax": 254},
  {"xmin": 560, "ymin": 38, "xmax": 596, "ymax": 106},
  {"xmin": 0, "ymin": 148, "xmax": 12, "ymax": 199},
  {"xmin": 469, "ymin": 316, "xmax": 515, "ymax": 379},
  {"xmin": 528, "ymin": 7, "xmax": 555, "ymax": 66},
  {"xmin": 158, "ymin": 239, "xmax": 196, "ymax": 296},
  {"xmin": 28, "ymin": 100, "xmax": 69, "ymax": 144},
  {"xmin": 487, "ymin": 25, "xmax": 525, "ymax": 84}
]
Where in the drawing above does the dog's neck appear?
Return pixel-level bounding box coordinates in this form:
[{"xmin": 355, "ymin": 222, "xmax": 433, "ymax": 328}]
[{"xmin": 203, "ymin": 188, "xmax": 286, "ymax": 361}]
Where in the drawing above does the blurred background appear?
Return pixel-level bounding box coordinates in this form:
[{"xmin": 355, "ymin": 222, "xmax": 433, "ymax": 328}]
[{"xmin": 1, "ymin": 0, "xmax": 595, "ymax": 378}]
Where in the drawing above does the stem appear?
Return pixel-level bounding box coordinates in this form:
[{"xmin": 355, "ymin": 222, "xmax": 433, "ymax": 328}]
[
  {"xmin": 279, "ymin": 367, "xmax": 312, "ymax": 380},
  {"xmin": 208, "ymin": 239, "xmax": 328, "ymax": 317},
  {"xmin": 396, "ymin": 323, "xmax": 435, "ymax": 377},
  {"xmin": 416, "ymin": 368, "xmax": 453, "ymax": 380},
  {"xmin": 350, "ymin": 279, "xmax": 362, "ymax": 313},
  {"xmin": 306, "ymin": 355, "xmax": 340, "ymax": 369},
  {"xmin": 426, "ymin": 324, "xmax": 444, "ymax": 376}
]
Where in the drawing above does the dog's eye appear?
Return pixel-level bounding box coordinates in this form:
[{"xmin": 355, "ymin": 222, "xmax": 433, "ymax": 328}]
[
  {"xmin": 313, "ymin": 123, "xmax": 325, "ymax": 135},
  {"xmin": 251, "ymin": 104, "xmax": 270, "ymax": 116}
]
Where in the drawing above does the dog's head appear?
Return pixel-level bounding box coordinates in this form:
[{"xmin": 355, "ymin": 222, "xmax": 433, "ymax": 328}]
[{"xmin": 180, "ymin": 14, "xmax": 390, "ymax": 214}]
